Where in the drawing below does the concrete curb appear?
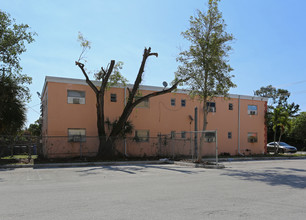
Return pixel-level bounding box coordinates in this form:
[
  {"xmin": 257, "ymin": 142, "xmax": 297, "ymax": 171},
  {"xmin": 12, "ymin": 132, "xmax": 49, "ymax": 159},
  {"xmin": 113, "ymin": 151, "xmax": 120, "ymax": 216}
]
[
  {"xmin": 1, "ymin": 156, "xmax": 305, "ymax": 169},
  {"xmin": 33, "ymin": 160, "xmax": 173, "ymax": 168},
  {"xmin": 208, "ymin": 156, "xmax": 306, "ymax": 162},
  {"xmin": 0, "ymin": 164, "xmax": 34, "ymax": 169},
  {"xmin": 0, "ymin": 160, "xmax": 173, "ymax": 169}
]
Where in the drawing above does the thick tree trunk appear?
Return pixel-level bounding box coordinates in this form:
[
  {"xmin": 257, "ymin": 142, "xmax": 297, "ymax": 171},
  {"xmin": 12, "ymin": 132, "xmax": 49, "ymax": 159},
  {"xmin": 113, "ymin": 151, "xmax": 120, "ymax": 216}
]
[
  {"xmin": 277, "ymin": 131, "xmax": 283, "ymax": 154},
  {"xmin": 197, "ymin": 98, "xmax": 208, "ymax": 162},
  {"xmin": 76, "ymin": 48, "xmax": 183, "ymax": 159}
]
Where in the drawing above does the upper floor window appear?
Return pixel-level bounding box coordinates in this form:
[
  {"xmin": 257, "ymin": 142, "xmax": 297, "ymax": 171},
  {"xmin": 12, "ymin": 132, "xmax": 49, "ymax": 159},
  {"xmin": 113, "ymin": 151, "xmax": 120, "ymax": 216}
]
[
  {"xmin": 248, "ymin": 105, "xmax": 257, "ymax": 115},
  {"xmin": 171, "ymin": 98, "xmax": 176, "ymax": 106},
  {"xmin": 228, "ymin": 132, "xmax": 232, "ymax": 139},
  {"xmin": 67, "ymin": 90, "xmax": 85, "ymax": 104},
  {"xmin": 248, "ymin": 132, "xmax": 258, "ymax": 143},
  {"xmin": 229, "ymin": 103, "xmax": 233, "ymax": 110},
  {"xmin": 181, "ymin": 99, "xmax": 186, "ymax": 107},
  {"xmin": 207, "ymin": 102, "xmax": 216, "ymax": 112},
  {"xmin": 110, "ymin": 93, "xmax": 117, "ymax": 102},
  {"xmin": 68, "ymin": 128, "xmax": 86, "ymax": 142}
]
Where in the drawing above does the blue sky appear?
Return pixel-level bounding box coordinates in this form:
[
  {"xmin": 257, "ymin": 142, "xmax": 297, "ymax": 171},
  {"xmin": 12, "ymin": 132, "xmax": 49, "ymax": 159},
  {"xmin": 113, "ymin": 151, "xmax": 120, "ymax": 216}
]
[{"xmin": 2, "ymin": 0, "xmax": 306, "ymax": 126}]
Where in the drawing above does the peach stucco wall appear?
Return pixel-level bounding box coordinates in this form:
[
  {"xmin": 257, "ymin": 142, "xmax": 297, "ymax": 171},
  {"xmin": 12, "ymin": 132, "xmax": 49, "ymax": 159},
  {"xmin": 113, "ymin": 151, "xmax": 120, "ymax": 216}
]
[{"xmin": 42, "ymin": 78, "xmax": 267, "ymax": 158}]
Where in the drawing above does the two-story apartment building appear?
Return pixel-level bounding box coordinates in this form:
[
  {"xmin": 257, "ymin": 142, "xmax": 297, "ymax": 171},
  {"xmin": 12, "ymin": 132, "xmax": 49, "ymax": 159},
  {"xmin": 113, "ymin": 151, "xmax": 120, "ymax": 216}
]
[{"xmin": 41, "ymin": 76, "xmax": 268, "ymax": 158}]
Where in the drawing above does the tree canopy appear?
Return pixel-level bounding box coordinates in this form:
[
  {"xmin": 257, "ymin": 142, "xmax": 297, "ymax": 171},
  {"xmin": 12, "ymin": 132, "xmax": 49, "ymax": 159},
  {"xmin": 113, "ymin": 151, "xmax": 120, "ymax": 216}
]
[
  {"xmin": 291, "ymin": 112, "xmax": 306, "ymax": 148},
  {"xmin": 175, "ymin": 0, "xmax": 235, "ymax": 160},
  {"xmin": 0, "ymin": 10, "xmax": 36, "ymax": 134}
]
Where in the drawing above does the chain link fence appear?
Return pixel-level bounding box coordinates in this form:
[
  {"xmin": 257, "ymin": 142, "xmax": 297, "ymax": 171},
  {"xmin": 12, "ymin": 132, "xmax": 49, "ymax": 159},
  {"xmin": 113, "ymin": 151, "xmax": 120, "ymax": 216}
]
[
  {"xmin": 0, "ymin": 135, "xmax": 42, "ymax": 158},
  {"xmin": 40, "ymin": 131, "xmax": 218, "ymax": 160}
]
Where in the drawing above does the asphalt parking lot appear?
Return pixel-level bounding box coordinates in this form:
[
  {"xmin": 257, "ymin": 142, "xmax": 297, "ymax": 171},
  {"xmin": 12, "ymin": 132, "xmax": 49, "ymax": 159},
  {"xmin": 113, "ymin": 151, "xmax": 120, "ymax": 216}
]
[{"xmin": 1, "ymin": 159, "xmax": 306, "ymax": 220}]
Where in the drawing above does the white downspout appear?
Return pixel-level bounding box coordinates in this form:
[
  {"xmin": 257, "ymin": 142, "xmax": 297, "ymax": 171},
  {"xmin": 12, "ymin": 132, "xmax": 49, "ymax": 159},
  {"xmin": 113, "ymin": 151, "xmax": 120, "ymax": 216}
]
[{"xmin": 238, "ymin": 95, "xmax": 243, "ymax": 156}]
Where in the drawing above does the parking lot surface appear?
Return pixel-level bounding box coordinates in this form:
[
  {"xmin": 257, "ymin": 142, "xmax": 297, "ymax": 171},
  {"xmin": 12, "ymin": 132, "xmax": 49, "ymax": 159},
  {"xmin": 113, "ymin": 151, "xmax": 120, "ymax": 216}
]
[{"xmin": 1, "ymin": 159, "xmax": 306, "ymax": 219}]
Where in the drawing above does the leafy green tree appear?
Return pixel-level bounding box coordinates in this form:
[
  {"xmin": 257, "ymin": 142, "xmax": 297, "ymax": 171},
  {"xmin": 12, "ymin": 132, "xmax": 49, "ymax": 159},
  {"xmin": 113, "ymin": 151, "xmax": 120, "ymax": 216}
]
[
  {"xmin": 76, "ymin": 33, "xmax": 184, "ymax": 158},
  {"xmin": 175, "ymin": 0, "xmax": 235, "ymax": 161},
  {"xmin": 0, "ymin": 10, "xmax": 36, "ymax": 134},
  {"xmin": 27, "ymin": 119, "xmax": 41, "ymax": 136},
  {"xmin": 0, "ymin": 76, "xmax": 26, "ymax": 134},
  {"xmin": 291, "ymin": 112, "xmax": 306, "ymax": 149},
  {"xmin": 254, "ymin": 85, "xmax": 299, "ymax": 144}
]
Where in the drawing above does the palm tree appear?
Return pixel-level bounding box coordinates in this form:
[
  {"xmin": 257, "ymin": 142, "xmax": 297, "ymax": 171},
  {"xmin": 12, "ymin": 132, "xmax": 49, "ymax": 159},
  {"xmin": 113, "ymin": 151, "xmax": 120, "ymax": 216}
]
[{"xmin": 271, "ymin": 107, "xmax": 291, "ymax": 154}]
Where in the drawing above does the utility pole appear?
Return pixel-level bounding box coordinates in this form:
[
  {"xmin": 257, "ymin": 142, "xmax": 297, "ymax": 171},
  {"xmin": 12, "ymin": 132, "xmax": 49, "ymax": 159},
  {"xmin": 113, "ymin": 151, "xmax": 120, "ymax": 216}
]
[{"xmin": 194, "ymin": 107, "xmax": 198, "ymax": 159}]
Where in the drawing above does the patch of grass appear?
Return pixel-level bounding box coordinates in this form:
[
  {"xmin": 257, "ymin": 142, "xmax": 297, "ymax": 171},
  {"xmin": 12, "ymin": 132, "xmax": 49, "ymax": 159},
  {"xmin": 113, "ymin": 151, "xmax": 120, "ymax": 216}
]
[
  {"xmin": 1, "ymin": 155, "xmax": 38, "ymax": 160},
  {"xmin": 0, "ymin": 155, "xmax": 37, "ymax": 165}
]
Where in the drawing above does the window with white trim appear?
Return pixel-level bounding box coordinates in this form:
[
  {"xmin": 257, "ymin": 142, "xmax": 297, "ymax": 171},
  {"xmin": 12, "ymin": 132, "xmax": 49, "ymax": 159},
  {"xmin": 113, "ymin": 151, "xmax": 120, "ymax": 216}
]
[{"xmin": 67, "ymin": 90, "xmax": 85, "ymax": 104}]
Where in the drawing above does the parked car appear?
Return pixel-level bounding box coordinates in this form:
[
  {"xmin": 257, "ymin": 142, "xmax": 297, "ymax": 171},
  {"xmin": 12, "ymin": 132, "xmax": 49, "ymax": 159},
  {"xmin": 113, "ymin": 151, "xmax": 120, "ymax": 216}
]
[{"xmin": 267, "ymin": 142, "xmax": 297, "ymax": 153}]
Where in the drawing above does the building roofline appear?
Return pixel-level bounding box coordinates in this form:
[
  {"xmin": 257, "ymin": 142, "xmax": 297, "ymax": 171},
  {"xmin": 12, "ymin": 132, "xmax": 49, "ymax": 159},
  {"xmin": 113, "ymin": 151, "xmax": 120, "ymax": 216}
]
[{"xmin": 42, "ymin": 76, "xmax": 269, "ymax": 102}]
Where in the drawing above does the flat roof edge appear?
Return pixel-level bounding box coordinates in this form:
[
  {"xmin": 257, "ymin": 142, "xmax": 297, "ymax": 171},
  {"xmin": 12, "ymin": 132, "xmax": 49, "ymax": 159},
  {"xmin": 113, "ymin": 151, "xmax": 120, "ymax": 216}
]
[{"xmin": 43, "ymin": 76, "xmax": 269, "ymax": 102}]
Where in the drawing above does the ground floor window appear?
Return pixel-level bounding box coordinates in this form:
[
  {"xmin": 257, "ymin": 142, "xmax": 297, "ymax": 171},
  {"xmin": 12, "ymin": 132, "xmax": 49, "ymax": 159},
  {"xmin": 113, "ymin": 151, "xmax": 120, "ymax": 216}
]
[
  {"xmin": 181, "ymin": 131, "xmax": 186, "ymax": 138},
  {"xmin": 68, "ymin": 128, "xmax": 86, "ymax": 142},
  {"xmin": 134, "ymin": 130, "xmax": 149, "ymax": 142},
  {"xmin": 204, "ymin": 131, "xmax": 216, "ymax": 142},
  {"xmin": 248, "ymin": 132, "xmax": 258, "ymax": 143}
]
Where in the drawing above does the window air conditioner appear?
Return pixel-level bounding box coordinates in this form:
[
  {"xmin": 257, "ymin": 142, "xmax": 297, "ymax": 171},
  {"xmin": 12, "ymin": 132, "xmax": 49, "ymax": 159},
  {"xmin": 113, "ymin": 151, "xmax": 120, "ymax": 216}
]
[
  {"xmin": 73, "ymin": 98, "xmax": 80, "ymax": 104},
  {"xmin": 250, "ymin": 138, "xmax": 256, "ymax": 143},
  {"xmin": 209, "ymin": 107, "xmax": 215, "ymax": 112},
  {"xmin": 207, "ymin": 138, "xmax": 214, "ymax": 142},
  {"xmin": 73, "ymin": 135, "xmax": 81, "ymax": 142}
]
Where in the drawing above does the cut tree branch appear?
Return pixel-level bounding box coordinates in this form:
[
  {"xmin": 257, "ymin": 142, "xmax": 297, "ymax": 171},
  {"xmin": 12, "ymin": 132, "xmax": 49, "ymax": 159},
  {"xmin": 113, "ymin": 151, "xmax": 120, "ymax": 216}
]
[
  {"xmin": 75, "ymin": 61, "xmax": 99, "ymax": 94},
  {"xmin": 131, "ymin": 79, "xmax": 184, "ymax": 108},
  {"xmin": 100, "ymin": 60, "xmax": 115, "ymax": 93}
]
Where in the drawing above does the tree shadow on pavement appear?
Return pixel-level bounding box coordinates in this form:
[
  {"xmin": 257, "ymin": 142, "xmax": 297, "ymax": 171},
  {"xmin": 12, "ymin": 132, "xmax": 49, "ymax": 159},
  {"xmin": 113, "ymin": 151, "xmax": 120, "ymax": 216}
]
[
  {"xmin": 76, "ymin": 164, "xmax": 204, "ymax": 176},
  {"xmin": 221, "ymin": 167, "xmax": 306, "ymax": 189}
]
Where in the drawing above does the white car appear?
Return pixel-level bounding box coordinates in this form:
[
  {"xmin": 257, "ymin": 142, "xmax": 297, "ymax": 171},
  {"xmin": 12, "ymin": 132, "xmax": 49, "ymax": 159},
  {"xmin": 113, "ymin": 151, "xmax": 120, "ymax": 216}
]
[{"xmin": 267, "ymin": 142, "xmax": 297, "ymax": 153}]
